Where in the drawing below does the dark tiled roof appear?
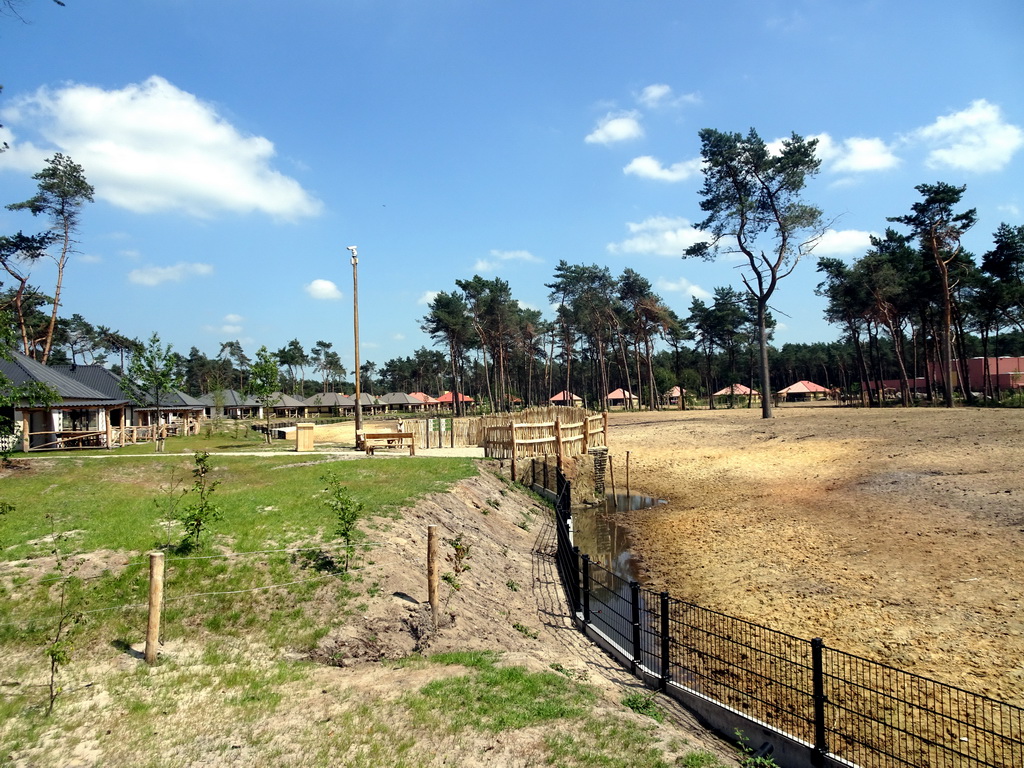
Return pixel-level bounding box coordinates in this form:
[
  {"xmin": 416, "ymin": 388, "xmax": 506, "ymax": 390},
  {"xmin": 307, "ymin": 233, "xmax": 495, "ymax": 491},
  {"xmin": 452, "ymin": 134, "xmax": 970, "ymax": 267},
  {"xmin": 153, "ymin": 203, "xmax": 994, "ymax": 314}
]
[
  {"xmin": 303, "ymin": 392, "xmax": 351, "ymax": 407},
  {"xmin": 197, "ymin": 390, "xmax": 259, "ymax": 408},
  {"xmin": 51, "ymin": 364, "xmax": 134, "ymax": 401},
  {"xmin": 52, "ymin": 364, "xmax": 200, "ymax": 409},
  {"xmin": 270, "ymin": 392, "xmax": 307, "ymax": 408},
  {"xmin": 380, "ymin": 392, "xmax": 422, "ymax": 406},
  {"xmin": 1, "ymin": 352, "xmax": 125, "ymax": 405}
]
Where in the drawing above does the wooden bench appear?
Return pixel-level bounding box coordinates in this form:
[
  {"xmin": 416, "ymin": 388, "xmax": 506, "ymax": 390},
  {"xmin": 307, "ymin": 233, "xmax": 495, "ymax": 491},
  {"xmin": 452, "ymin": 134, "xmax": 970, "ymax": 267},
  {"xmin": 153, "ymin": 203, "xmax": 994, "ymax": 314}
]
[{"xmin": 359, "ymin": 431, "xmax": 415, "ymax": 456}]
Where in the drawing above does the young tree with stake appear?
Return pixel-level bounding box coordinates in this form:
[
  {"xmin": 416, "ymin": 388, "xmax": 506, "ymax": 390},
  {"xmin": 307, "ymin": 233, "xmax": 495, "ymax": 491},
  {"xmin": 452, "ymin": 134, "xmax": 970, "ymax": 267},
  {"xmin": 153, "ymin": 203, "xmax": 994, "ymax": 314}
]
[
  {"xmin": 249, "ymin": 346, "xmax": 282, "ymax": 443},
  {"xmin": 120, "ymin": 333, "xmax": 180, "ymax": 452}
]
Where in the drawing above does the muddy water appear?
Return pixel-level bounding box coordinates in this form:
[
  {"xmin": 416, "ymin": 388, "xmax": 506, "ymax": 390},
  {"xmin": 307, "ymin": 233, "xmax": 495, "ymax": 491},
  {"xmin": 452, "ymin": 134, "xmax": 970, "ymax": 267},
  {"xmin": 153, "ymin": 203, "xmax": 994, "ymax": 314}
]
[{"xmin": 571, "ymin": 493, "xmax": 665, "ymax": 584}]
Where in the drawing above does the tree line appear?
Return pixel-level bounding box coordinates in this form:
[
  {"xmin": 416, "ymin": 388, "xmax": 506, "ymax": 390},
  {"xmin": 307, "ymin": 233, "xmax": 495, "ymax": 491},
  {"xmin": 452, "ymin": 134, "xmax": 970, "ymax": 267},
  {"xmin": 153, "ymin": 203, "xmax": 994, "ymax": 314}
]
[
  {"xmin": 4, "ymin": 138, "xmax": 1023, "ymax": 414},
  {"xmin": 817, "ymin": 183, "xmax": 1024, "ymax": 406}
]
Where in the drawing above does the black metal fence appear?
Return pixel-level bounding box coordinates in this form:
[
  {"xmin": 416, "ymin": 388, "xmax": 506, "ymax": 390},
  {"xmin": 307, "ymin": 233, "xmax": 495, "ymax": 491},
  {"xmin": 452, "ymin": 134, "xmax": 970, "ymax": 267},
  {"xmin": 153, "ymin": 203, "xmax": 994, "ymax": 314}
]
[{"xmin": 550, "ymin": 470, "xmax": 1024, "ymax": 768}]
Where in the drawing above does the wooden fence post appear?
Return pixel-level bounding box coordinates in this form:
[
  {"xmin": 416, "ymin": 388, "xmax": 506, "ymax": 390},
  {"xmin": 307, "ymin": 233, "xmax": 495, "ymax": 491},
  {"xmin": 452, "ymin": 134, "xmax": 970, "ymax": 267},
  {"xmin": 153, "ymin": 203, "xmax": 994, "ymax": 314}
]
[
  {"xmin": 427, "ymin": 526, "xmax": 439, "ymax": 628},
  {"xmin": 602, "ymin": 411, "xmax": 609, "ymax": 448},
  {"xmin": 554, "ymin": 418, "xmax": 563, "ymax": 470},
  {"xmin": 626, "ymin": 450, "xmax": 631, "ymax": 499},
  {"xmin": 509, "ymin": 420, "xmax": 517, "ymax": 483},
  {"xmin": 609, "ymin": 454, "xmax": 616, "ymax": 500},
  {"xmin": 145, "ymin": 551, "xmax": 165, "ymax": 665}
]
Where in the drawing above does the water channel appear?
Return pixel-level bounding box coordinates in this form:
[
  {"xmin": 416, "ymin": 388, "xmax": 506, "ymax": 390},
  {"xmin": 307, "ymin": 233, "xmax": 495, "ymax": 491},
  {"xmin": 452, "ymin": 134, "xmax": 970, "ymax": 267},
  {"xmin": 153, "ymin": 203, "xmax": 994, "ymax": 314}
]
[{"xmin": 570, "ymin": 492, "xmax": 666, "ymax": 585}]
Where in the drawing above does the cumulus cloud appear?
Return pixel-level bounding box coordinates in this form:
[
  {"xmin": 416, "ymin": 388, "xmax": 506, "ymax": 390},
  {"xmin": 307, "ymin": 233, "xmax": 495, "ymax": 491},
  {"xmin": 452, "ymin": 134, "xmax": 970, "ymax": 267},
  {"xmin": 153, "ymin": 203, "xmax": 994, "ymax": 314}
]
[
  {"xmin": 128, "ymin": 261, "xmax": 213, "ymax": 286},
  {"xmin": 473, "ymin": 249, "xmax": 540, "ymax": 273},
  {"xmin": 215, "ymin": 314, "xmax": 244, "ymax": 334},
  {"xmin": 635, "ymin": 84, "xmax": 700, "ymax": 109},
  {"xmin": 655, "ymin": 276, "xmax": 712, "ymax": 301},
  {"xmin": 607, "ymin": 216, "xmax": 706, "ymax": 257},
  {"xmin": 0, "ymin": 76, "xmax": 323, "ymax": 219},
  {"xmin": 624, "ymin": 155, "xmax": 703, "ymax": 182},
  {"xmin": 417, "ymin": 290, "xmax": 439, "ymax": 306},
  {"xmin": 910, "ymin": 99, "xmax": 1024, "ymax": 172},
  {"xmin": 812, "ymin": 133, "xmax": 900, "ymax": 173},
  {"xmin": 305, "ymin": 278, "xmax": 342, "ymax": 300},
  {"xmin": 813, "ymin": 229, "xmax": 877, "ymax": 256},
  {"xmin": 585, "ymin": 111, "xmax": 643, "ymax": 145}
]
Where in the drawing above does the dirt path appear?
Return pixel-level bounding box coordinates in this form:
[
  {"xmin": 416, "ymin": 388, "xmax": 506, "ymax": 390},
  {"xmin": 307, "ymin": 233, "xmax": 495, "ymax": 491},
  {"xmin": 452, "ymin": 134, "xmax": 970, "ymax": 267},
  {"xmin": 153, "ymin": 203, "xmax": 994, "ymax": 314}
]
[{"xmin": 607, "ymin": 404, "xmax": 1024, "ymax": 705}]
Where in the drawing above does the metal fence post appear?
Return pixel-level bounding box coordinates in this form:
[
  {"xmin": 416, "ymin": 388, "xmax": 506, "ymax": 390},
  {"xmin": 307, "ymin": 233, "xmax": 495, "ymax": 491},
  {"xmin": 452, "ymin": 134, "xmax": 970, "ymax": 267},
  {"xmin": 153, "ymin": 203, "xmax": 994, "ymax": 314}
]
[
  {"xmin": 581, "ymin": 555, "xmax": 591, "ymax": 625},
  {"xmin": 571, "ymin": 546, "xmax": 582, "ymax": 617},
  {"xmin": 811, "ymin": 637, "xmax": 829, "ymax": 766},
  {"xmin": 660, "ymin": 591, "xmax": 670, "ymax": 692},
  {"xmin": 630, "ymin": 581, "xmax": 641, "ymax": 675}
]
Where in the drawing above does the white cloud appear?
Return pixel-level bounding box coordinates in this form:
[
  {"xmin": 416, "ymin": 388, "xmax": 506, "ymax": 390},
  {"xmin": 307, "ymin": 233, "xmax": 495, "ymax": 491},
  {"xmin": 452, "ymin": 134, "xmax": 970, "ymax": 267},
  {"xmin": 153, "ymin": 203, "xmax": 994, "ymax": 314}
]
[
  {"xmin": 585, "ymin": 111, "xmax": 644, "ymax": 145},
  {"xmin": 212, "ymin": 314, "xmax": 244, "ymax": 335},
  {"xmin": 607, "ymin": 216, "xmax": 706, "ymax": 257},
  {"xmin": 473, "ymin": 249, "xmax": 540, "ymax": 273},
  {"xmin": 305, "ymin": 278, "xmax": 342, "ymax": 300},
  {"xmin": 492, "ymin": 249, "xmax": 540, "ymax": 263},
  {"xmin": 635, "ymin": 84, "xmax": 700, "ymax": 109},
  {"xmin": 655, "ymin": 276, "xmax": 712, "ymax": 301},
  {"xmin": 814, "ymin": 229, "xmax": 876, "ymax": 256},
  {"xmin": 0, "ymin": 76, "xmax": 323, "ymax": 219},
  {"xmin": 997, "ymin": 203, "xmax": 1021, "ymax": 218},
  {"xmin": 812, "ymin": 133, "xmax": 900, "ymax": 173},
  {"xmin": 128, "ymin": 261, "xmax": 213, "ymax": 286},
  {"xmin": 637, "ymin": 84, "xmax": 671, "ymax": 108},
  {"xmin": 417, "ymin": 290, "xmax": 439, "ymax": 306},
  {"xmin": 624, "ymin": 155, "xmax": 702, "ymax": 182},
  {"xmin": 911, "ymin": 99, "xmax": 1024, "ymax": 173}
]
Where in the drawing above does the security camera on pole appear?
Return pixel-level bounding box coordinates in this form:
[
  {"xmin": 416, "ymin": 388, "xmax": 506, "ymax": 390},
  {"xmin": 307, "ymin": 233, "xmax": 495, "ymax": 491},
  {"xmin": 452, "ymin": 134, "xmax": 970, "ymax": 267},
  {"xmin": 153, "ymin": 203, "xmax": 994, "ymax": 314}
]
[{"xmin": 347, "ymin": 245, "xmax": 363, "ymax": 447}]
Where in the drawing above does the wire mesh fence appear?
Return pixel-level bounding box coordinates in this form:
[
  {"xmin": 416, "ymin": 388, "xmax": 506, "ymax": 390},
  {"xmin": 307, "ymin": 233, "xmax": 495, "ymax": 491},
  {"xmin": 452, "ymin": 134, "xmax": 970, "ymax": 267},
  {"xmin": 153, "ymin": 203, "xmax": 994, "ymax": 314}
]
[{"xmin": 553, "ymin": 470, "xmax": 1024, "ymax": 768}]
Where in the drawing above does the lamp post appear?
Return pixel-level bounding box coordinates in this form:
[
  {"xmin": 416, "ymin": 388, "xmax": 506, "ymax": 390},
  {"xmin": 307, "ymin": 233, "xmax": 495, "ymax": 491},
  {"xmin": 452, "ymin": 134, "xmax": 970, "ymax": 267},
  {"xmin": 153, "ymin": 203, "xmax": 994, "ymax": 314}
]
[{"xmin": 347, "ymin": 245, "xmax": 363, "ymax": 444}]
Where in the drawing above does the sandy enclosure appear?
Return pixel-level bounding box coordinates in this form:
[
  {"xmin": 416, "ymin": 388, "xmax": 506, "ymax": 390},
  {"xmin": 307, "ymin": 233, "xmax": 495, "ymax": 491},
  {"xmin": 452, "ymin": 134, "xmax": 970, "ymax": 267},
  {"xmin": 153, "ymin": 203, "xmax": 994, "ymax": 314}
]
[{"xmin": 606, "ymin": 404, "xmax": 1024, "ymax": 705}]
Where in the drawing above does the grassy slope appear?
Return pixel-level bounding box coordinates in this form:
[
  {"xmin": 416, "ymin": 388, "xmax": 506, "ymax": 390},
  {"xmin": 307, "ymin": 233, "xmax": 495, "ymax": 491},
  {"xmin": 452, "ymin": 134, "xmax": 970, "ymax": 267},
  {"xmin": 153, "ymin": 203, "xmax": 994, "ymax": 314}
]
[{"xmin": 0, "ymin": 437, "xmax": 734, "ymax": 767}]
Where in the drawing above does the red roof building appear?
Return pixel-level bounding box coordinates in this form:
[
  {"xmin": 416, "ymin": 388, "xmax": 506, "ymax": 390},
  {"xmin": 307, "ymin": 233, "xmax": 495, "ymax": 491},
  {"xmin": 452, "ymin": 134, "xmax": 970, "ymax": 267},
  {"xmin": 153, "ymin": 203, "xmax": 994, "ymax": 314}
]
[
  {"xmin": 435, "ymin": 391, "xmax": 474, "ymax": 404},
  {"xmin": 549, "ymin": 390, "xmax": 582, "ymax": 404},
  {"xmin": 713, "ymin": 383, "xmax": 760, "ymax": 398}
]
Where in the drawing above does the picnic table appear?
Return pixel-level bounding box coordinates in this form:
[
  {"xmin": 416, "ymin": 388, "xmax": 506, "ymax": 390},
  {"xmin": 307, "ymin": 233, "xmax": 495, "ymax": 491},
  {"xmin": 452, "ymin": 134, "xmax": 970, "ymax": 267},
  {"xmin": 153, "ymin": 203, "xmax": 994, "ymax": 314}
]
[{"xmin": 358, "ymin": 430, "xmax": 415, "ymax": 456}]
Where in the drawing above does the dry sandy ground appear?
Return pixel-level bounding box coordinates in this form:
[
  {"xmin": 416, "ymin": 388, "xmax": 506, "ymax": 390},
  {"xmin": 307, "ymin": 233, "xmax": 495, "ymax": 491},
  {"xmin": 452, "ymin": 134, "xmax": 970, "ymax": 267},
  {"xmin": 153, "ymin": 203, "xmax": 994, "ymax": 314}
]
[{"xmin": 607, "ymin": 404, "xmax": 1024, "ymax": 705}]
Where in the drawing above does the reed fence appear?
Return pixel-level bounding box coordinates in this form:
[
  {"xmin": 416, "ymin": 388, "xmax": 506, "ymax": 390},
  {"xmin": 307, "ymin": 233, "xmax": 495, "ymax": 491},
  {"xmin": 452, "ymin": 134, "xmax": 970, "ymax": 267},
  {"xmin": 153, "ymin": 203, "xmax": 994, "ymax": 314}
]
[{"xmin": 404, "ymin": 407, "xmax": 607, "ymax": 461}]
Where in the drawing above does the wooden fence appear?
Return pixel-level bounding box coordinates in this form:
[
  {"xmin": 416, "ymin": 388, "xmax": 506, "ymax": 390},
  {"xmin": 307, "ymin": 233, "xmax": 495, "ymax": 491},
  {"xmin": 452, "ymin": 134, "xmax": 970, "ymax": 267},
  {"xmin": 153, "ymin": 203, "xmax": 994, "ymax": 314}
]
[{"xmin": 404, "ymin": 407, "xmax": 607, "ymax": 461}]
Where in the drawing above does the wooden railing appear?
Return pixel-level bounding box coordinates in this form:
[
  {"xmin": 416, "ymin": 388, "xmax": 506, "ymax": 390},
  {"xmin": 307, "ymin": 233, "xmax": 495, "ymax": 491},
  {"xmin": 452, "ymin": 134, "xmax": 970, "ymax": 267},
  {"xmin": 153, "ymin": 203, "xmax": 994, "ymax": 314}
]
[
  {"xmin": 23, "ymin": 430, "xmax": 109, "ymax": 451},
  {"xmin": 483, "ymin": 412, "xmax": 607, "ymax": 478},
  {"xmin": 405, "ymin": 408, "xmax": 606, "ymax": 456}
]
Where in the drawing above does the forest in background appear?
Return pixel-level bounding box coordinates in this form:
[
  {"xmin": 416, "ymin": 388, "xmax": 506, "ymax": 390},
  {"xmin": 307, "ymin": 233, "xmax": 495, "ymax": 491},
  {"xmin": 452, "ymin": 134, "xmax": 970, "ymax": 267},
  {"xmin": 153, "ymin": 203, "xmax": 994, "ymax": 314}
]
[{"xmin": 4, "ymin": 151, "xmax": 1024, "ymax": 411}]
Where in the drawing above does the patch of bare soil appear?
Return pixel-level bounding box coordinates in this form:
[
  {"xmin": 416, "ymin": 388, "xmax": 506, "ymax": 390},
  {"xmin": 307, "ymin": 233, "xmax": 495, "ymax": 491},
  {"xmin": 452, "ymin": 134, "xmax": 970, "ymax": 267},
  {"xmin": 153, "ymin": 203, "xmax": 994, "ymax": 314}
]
[{"xmin": 608, "ymin": 404, "xmax": 1024, "ymax": 705}]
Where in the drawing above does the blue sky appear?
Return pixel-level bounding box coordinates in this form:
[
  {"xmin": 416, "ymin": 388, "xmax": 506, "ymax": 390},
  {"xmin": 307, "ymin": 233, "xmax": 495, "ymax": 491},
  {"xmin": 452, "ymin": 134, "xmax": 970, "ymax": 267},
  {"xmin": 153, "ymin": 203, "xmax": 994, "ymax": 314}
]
[{"xmin": 2, "ymin": 0, "xmax": 1022, "ymax": 373}]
